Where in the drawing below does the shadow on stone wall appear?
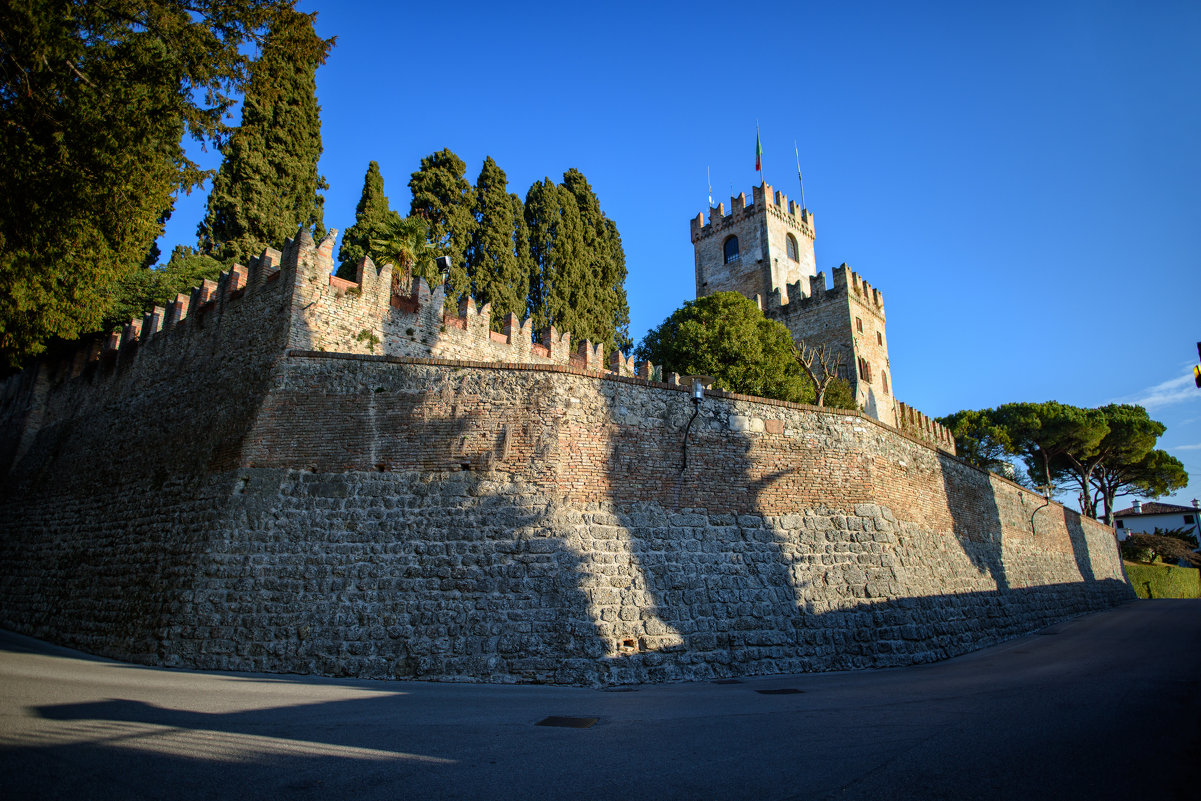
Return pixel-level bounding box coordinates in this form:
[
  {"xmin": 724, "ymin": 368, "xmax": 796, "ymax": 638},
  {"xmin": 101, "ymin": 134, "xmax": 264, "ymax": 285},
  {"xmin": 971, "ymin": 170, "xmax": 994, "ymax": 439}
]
[
  {"xmin": 209, "ymin": 367, "xmax": 610, "ymax": 685},
  {"xmin": 587, "ymin": 386, "xmax": 1126, "ymax": 682},
  {"xmin": 938, "ymin": 455, "xmax": 1008, "ymax": 591},
  {"xmin": 1061, "ymin": 506, "xmax": 1098, "ymax": 583}
]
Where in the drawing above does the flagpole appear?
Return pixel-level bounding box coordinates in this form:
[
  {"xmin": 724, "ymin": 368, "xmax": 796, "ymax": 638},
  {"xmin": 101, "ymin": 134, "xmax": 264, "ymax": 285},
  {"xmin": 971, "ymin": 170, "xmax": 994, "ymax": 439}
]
[
  {"xmin": 756, "ymin": 120, "xmax": 765, "ymax": 187},
  {"xmin": 707, "ymin": 165, "xmax": 713, "ymax": 209},
  {"xmin": 795, "ymin": 141, "xmax": 806, "ymax": 211}
]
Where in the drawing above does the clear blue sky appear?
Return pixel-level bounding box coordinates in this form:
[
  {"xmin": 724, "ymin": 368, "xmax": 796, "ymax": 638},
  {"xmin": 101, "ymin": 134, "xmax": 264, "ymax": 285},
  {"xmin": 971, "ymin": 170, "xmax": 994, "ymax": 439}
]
[{"xmin": 159, "ymin": 0, "xmax": 1201, "ymax": 511}]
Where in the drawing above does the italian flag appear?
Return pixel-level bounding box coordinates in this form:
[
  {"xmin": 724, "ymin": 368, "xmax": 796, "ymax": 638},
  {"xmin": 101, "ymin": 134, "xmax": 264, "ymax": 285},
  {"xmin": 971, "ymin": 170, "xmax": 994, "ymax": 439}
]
[{"xmin": 755, "ymin": 130, "xmax": 763, "ymax": 172}]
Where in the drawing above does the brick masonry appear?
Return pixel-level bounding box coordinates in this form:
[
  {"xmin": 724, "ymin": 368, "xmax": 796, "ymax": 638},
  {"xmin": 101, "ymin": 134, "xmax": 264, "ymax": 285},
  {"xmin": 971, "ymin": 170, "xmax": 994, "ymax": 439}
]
[{"xmin": 0, "ymin": 234, "xmax": 1132, "ymax": 686}]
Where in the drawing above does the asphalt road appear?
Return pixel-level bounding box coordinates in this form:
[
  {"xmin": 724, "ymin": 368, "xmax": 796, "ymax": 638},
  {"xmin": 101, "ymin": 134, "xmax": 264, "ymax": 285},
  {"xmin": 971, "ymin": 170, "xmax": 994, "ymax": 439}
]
[{"xmin": 1, "ymin": 600, "xmax": 1198, "ymax": 801}]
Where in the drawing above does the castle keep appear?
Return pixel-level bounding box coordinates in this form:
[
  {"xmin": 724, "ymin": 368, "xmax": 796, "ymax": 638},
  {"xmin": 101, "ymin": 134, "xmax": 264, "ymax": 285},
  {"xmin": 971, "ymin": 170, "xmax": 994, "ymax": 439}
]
[
  {"xmin": 692, "ymin": 182, "xmax": 916, "ymax": 431},
  {"xmin": 0, "ymin": 213, "xmax": 1130, "ymax": 686}
]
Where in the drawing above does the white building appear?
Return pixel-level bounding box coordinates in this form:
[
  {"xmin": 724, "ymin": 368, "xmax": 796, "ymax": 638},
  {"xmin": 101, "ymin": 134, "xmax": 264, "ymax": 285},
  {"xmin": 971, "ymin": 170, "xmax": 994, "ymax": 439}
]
[{"xmin": 1112, "ymin": 500, "xmax": 1201, "ymax": 541}]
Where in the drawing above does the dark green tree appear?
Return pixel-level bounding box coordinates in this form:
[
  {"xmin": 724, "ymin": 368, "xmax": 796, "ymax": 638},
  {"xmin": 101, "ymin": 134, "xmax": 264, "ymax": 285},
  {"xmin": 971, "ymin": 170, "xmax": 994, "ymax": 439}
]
[
  {"xmin": 465, "ymin": 157, "xmax": 528, "ymax": 325},
  {"xmin": 335, "ymin": 161, "xmax": 402, "ymax": 280},
  {"xmin": 635, "ymin": 292, "xmax": 815, "ymax": 404},
  {"xmin": 199, "ymin": 9, "xmax": 332, "ymax": 264},
  {"xmin": 1091, "ymin": 449, "xmax": 1188, "ymax": 525},
  {"xmin": 524, "ymin": 178, "xmax": 584, "ymax": 337},
  {"xmin": 560, "ymin": 169, "xmax": 632, "ymax": 355},
  {"xmin": 822, "ymin": 377, "xmax": 858, "ymax": 410},
  {"xmin": 104, "ymin": 247, "xmax": 224, "ymax": 332},
  {"xmin": 0, "ymin": 0, "xmax": 291, "ymax": 371},
  {"xmin": 1048, "ymin": 404, "xmax": 1173, "ymax": 519},
  {"xmin": 994, "ymin": 401, "xmax": 1108, "ymax": 493},
  {"xmin": 940, "ymin": 401, "xmax": 1187, "ymax": 519},
  {"xmin": 937, "ymin": 408, "xmax": 1016, "ymax": 472},
  {"xmin": 409, "ymin": 149, "xmax": 475, "ymax": 302}
]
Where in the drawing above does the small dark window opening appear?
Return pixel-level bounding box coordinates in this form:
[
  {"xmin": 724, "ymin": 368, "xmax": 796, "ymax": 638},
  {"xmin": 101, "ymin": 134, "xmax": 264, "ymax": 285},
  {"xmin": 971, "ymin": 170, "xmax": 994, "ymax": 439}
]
[
  {"xmin": 855, "ymin": 317, "xmax": 863, "ymax": 333},
  {"xmin": 858, "ymin": 357, "xmax": 872, "ymax": 383},
  {"xmin": 1116, "ymin": 520, "xmax": 1125, "ymax": 529},
  {"xmin": 724, "ymin": 236, "xmax": 740, "ymax": 264},
  {"xmin": 786, "ymin": 234, "xmax": 799, "ymax": 261},
  {"xmin": 877, "ymin": 331, "xmax": 883, "ymax": 345}
]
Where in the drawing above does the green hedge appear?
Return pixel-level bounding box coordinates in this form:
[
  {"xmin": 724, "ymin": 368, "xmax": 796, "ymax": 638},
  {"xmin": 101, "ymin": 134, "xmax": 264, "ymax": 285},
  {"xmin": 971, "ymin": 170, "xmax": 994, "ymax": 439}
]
[{"xmin": 1124, "ymin": 561, "xmax": 1201, "ymax": 599}]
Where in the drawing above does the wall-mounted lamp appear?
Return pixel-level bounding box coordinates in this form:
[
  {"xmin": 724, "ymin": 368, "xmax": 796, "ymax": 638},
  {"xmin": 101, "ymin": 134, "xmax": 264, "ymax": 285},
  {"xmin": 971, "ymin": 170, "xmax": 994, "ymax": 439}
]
[
  {"xmin": 679, "ymin": 375, "xmax": 713, "ymax": 472},
  {"xmin": 435, "ymin": 255, "xmax": 451, "ymax": 282},
  {"xmin": 683, "ymin": 375, "xmax": 714, "ymax": 402}
]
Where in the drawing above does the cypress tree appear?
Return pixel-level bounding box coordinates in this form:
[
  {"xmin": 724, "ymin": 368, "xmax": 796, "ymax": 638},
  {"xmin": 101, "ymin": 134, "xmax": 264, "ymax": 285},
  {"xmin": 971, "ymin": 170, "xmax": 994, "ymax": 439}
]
[
  {"xmin": 525, "ymin": 179, "xmax": 586, "ymax": 338},
  {"xmin": 336, "ymin": 161, "xmax": 402, "ymax": 280},
  {"xmin": 408, "ymin": 149, "xmax": 475, "ymax": 301},
  {"xmin": 523, "ymin": 169, "xmax": 632, "ymax": 355},
  {"xmin": 466, "ymin": 157, "xmax": 529, "ymax": 326},
  {"xmin": 0, "ymin": 1, "xmax": 288, "ymax": 371},
  {"xmin": 561, "ymin": 169, "xmax": 632, "ymax": 355},
  {"xmin": 198, "ymin": 9, "xmax": 332, "ymax": 264}
]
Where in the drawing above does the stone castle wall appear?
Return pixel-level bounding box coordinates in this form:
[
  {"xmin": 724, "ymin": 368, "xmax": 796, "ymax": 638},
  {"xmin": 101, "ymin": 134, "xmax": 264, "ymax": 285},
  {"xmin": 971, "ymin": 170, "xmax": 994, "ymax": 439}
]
[{"xmin": 0, "ymin": 240, "xmax": 1132, "ymax": 685}]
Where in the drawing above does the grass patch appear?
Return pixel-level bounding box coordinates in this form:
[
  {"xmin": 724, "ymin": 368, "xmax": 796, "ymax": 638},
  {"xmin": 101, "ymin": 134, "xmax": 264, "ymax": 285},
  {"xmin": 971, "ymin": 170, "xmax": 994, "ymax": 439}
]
[{"xmin": 1124, "ymin": 561, "xmax": 1201, "ymax": 599}]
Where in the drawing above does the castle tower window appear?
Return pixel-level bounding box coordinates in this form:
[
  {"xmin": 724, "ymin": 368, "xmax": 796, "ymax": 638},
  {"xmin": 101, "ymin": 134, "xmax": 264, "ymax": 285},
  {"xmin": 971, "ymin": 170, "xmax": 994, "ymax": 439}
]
[
  {"xmin": 724, "ymin": 236, "xmax": 740, "ymax": 264},
  {"xmin": 877, "ymin": 331, "xmax": 883, "ymax": 345},
  {"xmin": 786, "ymin": 234, "xmax": 799, "ymax": 261},
  {"xmin": 882, "ymin": 371, "xmax": 889, "ymax": 394},
  {"xmin": 858, "ymin": 357, "xmax": 872, "ymax": 382},
  {"xmin": 855, "ymin": 317, "xmax": 863, "ymax": 333}
]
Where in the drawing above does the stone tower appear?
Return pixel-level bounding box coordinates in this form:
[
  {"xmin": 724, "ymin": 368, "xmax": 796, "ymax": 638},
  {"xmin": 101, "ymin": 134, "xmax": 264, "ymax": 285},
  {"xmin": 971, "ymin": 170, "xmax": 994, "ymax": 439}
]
[
  {"xmin": 690, "ymin": 182, "xmax": 816, "ymax": 304},
  {"xmin": 690, "ymin": 182, "xmax": 897, "ymax": 428}
]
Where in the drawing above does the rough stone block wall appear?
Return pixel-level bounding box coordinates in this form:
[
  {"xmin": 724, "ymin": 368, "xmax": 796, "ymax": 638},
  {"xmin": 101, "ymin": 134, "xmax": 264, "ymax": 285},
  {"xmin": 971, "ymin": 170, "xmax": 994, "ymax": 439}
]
[
  {"xmin": 0, "ymin": 234, "xmax": 302, "ymax": 662},
  {"xmin": 1, "ymin": 343, "xmax": 1132, "ymax": 686}
]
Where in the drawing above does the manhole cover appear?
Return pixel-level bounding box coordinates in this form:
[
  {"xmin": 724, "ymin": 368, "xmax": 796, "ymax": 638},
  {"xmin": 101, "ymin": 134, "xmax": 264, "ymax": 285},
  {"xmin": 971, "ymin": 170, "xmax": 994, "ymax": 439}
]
[
  {"xmin": 755, "ymin": 688, "xmax": 804, "ymax": 695},
  {"xmin": 536, "ymin": 716, "xmax": 599, "ymax": 728}
]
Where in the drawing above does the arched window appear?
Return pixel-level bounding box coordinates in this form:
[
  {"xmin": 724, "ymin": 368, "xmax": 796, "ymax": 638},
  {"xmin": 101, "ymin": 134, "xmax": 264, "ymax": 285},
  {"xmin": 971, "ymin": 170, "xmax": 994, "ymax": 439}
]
[
  {"xmin": 723, "ymin": 236, "xmax": 740, "ymax": 264},
  {"xmin": 786, "ymin": 234, "xmax": 799, "ymax": 261}
]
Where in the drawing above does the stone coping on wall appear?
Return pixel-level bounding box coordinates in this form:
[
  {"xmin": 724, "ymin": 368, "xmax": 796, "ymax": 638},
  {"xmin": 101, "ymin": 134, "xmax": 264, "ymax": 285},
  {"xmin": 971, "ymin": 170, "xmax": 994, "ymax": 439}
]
[{"xmin": 285, "ymin": 348, "xmax": 1078, "ymax": 520}]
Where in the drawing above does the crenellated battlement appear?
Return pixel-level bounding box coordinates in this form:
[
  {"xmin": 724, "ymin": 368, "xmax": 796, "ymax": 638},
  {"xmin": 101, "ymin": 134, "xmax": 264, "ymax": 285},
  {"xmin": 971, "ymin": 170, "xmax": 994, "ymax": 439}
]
[
  {"xmin": 690, "ymin": 181, "xmax": 815, "ymax": 242},
  {"xmin": 758, "ymin": 263, "xmax": 886, "ymax": 320},
  {"xmin": 2, "ymin": 227, "xmax": 656, "ymax": 425},
  {"xmin": 895, "ymin": 401, "xmax": 956, "ymax": 454}
]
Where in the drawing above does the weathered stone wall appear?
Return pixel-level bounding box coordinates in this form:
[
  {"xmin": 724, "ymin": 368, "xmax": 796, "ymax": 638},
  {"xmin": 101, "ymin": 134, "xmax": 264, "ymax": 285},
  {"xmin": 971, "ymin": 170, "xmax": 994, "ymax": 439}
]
[{"xmin": 0, "ymin": 342, "xmax": 1131, "ymax": 686}]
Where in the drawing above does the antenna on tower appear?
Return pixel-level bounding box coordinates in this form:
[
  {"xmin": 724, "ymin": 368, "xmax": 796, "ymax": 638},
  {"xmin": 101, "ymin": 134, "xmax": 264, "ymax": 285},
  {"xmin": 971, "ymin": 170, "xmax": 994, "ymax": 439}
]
[
  {"xmin": 707, "ymin": 165, "xmax": 713, "ymax": 209},
  {"xmin": 795, "ymin": 141, "xmax": 806, "ymax": 211}
]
